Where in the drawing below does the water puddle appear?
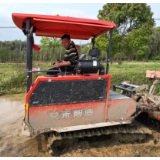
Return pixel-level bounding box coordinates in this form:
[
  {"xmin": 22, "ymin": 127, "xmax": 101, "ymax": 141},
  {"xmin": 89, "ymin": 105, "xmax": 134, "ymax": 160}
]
[{"xmin": 0, "ymin": 93, "xmax": 50, "ymax": 157}]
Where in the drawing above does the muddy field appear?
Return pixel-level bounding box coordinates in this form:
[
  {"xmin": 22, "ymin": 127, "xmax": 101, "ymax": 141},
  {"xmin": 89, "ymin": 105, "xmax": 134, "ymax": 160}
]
[{"xmin": 0, "ymin": 93, "xmax": 160, "ymax": 157}]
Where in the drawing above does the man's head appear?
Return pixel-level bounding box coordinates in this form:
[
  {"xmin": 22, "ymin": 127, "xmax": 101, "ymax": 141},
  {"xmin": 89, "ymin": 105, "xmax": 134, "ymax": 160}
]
[{"xmin": 61, "ymin": 34, "xmax": 71, "ymax": 49}]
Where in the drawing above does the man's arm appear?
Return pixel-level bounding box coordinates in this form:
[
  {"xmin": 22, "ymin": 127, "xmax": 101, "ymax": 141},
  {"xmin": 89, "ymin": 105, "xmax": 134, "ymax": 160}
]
[
  {"xmin": 58, "ymin": 60, "xmax": 63, "ymax": 63},
  {"xmin": 54, "ymin": 61, "xmax": 71, "ymax": 68}
]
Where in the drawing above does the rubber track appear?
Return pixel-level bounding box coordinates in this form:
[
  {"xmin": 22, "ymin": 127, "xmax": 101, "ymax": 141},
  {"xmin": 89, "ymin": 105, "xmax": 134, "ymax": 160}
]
[{"xmin": 45, "ymin": 123, "xmax": 152, "ymax": 155}]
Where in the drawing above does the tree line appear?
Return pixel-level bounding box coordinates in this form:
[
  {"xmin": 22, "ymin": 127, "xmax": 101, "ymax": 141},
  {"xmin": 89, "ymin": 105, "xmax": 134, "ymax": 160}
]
[
  {"xmin": 0, "ymin": 39, "xmax": 65, "ymax": 63},
  {"xmin": 0, "ymin": 3, "xmax": 160, "ymax": 64},
  {"xmin": 82, "ymin": 26, "xmax": 160, "ymax": 63}
]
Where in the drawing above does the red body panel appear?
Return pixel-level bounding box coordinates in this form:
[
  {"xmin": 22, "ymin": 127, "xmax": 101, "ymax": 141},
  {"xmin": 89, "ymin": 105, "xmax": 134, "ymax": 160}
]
[
  {"xmin": 26, "ymin": 75, "xmax": 111, "ymax": 131},
  {"xmin": 29, "ymin": 101, "xmax": 106, "ymax": 130},
  {"xmin": 25, "ymin": 75, "xmax": 136, "ymax": 133},
  {"xmin": 107, "ymin": 99, "xmax": 136, "ymax": 121}
]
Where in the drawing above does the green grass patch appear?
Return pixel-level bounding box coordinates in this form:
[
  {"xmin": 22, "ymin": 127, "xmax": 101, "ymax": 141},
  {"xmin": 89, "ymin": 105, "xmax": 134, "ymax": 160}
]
[{"xmin": 0, "ymin": 62, "xmax": 160, "ymax": 96}]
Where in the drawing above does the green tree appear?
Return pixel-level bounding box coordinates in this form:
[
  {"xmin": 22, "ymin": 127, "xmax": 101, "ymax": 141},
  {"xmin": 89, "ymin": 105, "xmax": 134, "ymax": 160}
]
[
  {"xmin": 97, "ymin": 3, "xmax": 155, "ymax": 64},
  {"xmin": 149, "ymin": 27, "xmax": 160, "ymax": 60},
  {"xmin": 40, "ymin": 37, "xmax": 61, "ymax": 64},
  {"xmin": 81, "ymin": 43, "xmax": 92, "ymax": 57},
  {"xmin": 95, "ymin": 31, "xmax": 121, "ymax": 63}
]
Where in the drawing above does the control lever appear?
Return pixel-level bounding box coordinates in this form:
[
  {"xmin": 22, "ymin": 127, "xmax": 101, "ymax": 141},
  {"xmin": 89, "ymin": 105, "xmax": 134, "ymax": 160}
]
[
  {"xmin": 53, "ymin": 59, "xmax": 60, "ymax": 65},
  {"xmin": 53, "ymin": 59, "xmax": 63, "ymax": 76}
]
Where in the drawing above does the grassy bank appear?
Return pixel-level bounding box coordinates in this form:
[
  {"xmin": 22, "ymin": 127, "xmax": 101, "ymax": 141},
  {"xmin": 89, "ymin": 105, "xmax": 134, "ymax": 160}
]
[
  {"xmin": 0, "ymin": 62, "xmax": 160, "ymax": 96},
  {"xmin": 109, "ymin": 63, "xmax": 160, "ymax": 94},
  {"xmin": 0, "ymin": 63, "xmax": 49, "ymax": 95}
]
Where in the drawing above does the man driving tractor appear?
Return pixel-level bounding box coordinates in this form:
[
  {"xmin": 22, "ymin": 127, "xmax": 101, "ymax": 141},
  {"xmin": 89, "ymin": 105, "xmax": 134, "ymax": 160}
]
[{"xmin": 46, "ymin": 34, "xmax": 79, "ymax": 75}]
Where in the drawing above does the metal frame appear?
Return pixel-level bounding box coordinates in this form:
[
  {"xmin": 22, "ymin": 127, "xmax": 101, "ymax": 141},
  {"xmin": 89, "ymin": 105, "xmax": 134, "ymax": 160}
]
[
  {"xmin": 92, "ymin": 28, "xmax": 113, "ymax": 75},
  {"xmin": 113, "ymin": 82, "xmax": 148, "ymax": 98},
  {"xmin": 106, "ymin": 28, "xmax": 113, "ymax": 75},
  {"xmin": 27, "ymin": 18, "xmax": 33, "ymax": 93},
  {"xmin": 27, "ymin": 70, "xmax": 60, "ymax": 73},
  {"xmin": 22, "ymin": 22, "xmax": 27, "ymax": 35}
]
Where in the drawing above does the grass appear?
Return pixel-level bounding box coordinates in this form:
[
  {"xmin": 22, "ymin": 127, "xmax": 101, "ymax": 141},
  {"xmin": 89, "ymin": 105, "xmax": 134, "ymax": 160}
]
[
  {"xmin": 0, "ymin": 63, "xmax": 47, "ymax": 95},
  {"xmin": 109, "ymin": 63, "xmax": 160, "ymax": 95},
  {"xmin": 0, "ymin": 61, "xmax": 160, "ymax": 96}
]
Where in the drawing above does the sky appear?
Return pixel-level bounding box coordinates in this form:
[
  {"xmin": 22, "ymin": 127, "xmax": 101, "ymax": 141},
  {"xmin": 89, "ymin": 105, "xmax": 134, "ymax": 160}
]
[{"xmin": 0, "ymin": 3, "xmax": 160, "ymax": 45}]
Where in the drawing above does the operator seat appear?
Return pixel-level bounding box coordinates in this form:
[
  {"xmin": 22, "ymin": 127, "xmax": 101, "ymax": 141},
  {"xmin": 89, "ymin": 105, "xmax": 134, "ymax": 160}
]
[{"xmin": 75, "ymin": 45, "xmax": 81, "ymax": 54}]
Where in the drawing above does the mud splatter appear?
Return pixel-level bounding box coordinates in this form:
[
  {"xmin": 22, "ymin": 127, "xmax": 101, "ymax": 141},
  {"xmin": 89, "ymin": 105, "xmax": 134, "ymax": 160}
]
[{"xmin": 0, "ymin": 94, "xmax": 160, "ymax": 157}]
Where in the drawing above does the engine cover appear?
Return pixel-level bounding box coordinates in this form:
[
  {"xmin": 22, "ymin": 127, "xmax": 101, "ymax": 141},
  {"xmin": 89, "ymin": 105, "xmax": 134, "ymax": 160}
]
[{"xmin": 76, "ymin": 60, "xmax": 100, "ymax": 74}]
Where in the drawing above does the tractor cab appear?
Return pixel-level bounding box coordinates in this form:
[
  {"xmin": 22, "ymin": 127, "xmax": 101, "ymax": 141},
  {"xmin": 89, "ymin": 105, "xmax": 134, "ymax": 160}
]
[{"xmin": 12, "ymin": 13, "xmax": 116, "ymax": 90}]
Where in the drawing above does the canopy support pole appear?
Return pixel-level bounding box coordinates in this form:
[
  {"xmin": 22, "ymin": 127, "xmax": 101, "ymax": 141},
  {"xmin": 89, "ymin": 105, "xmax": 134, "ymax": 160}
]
[
  {"xmin": 91, "ymin": 36, "xmax": 95, "ymax": 48},
  {"xmin": 27, "ymin": 18, "xmax": 33, "ymax": 93},
  {"xmin": 106, "ymin": 28, "xmax": 113, "ymax": 75}
]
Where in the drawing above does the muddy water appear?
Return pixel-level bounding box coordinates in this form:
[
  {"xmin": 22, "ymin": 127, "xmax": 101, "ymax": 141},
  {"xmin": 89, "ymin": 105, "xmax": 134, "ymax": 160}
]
[
  {"xmin": 0, "ymin": 94, "xmax": 160, "ymax": 157},
  {"xmin": 0, "ymin": 94, "xmax": 51, "ymax": 157}
]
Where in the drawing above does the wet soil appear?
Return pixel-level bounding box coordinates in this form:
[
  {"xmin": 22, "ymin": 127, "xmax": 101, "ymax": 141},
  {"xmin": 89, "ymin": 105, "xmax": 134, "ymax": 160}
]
[{"xmin": 0, "ymin": 94, "xmax": 160, "ymax": 157}]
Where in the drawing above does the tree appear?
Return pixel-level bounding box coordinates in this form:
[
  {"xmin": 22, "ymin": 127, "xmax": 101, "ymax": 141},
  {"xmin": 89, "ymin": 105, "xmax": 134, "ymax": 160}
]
[
  {"xmin": 95, "ymin": 31, "xmax": 121, "ymax": 63},
  {"xmin": 40, "ymin": 37, "xmax": 61, "ymax": 64},
  {"xmin": 81, "ymin": 43, "xmax": 92, "ymax": 57},
  {"xmin": 97, "ymin": 3, "xmax": 155, "ymax": 64},
  {"xmin": 148, "ymin": 27, "xmax": 160, "ymax": 60}
]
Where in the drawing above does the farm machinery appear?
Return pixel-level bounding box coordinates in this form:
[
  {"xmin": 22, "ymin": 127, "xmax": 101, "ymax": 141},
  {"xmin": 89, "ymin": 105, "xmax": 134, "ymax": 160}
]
[
  {"xmin": 135, "ymin": 71, "xmax": 160, "ymax": 131},
  {"xmin": 12, "ymin": 13, "xmax": 160, "ymax": 155},
  {"xmin": 114, "ymin": 70, "xmax": 160, "ymax": 130}
]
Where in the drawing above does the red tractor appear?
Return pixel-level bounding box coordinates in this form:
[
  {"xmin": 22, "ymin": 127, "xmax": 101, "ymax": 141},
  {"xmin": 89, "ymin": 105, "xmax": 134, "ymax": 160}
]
[{"xmin": 12, "ymin": 13, "xmax": 157, "ymax": 154}]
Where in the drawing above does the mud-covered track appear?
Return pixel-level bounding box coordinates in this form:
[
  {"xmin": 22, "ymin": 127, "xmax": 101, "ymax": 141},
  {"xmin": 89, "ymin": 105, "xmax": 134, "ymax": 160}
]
[{"xmin": 44, "ymin": 122, "xmax": 153, "ymax": 155}]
